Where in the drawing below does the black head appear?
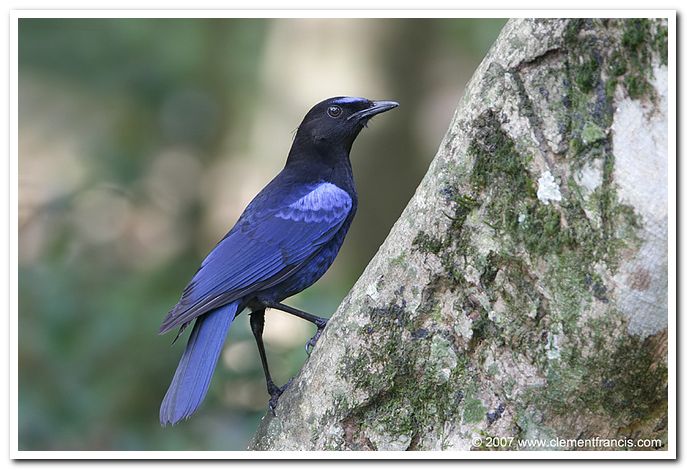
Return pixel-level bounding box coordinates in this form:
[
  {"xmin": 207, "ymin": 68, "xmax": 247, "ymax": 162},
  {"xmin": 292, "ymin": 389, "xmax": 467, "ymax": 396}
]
[{"xmin": 292, "ymin": 96, "xmax": 398, "ymax": 155}]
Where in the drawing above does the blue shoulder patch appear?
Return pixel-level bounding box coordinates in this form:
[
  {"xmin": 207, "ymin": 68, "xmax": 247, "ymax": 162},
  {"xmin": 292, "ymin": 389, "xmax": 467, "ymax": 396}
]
[{"xmin": 276, "ymin": 182, "xmax": 352, "ymax": 223}]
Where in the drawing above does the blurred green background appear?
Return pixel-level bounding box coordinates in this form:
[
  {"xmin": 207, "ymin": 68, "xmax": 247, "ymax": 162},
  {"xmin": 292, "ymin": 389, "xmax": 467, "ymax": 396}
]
[{"xmin": 18, "ymin": 18, "xmax": 506, "ymax": 451}]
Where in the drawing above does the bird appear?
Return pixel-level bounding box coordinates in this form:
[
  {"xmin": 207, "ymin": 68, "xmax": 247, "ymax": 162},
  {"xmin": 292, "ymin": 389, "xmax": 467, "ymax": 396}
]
[{"xmin": 158, "ymin": 96, "xmax": 399, "ymax": 425}]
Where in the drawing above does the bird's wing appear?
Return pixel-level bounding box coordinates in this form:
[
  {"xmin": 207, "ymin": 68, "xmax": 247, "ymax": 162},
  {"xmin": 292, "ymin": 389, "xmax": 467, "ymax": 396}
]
[{"xmin": 159, "ymin": 182, "xmax": 352, "ymax": 334}]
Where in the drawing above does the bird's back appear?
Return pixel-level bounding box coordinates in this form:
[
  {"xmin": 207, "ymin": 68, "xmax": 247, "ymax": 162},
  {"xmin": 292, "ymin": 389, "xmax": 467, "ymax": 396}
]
[{"xmin": 159, "ymin": 160, "xmax": 357, "ymax": 333}]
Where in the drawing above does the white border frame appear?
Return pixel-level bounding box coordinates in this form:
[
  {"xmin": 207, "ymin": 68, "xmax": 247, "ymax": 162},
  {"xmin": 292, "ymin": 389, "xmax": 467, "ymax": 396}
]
[{"xmin": 9, "ymin": 9, "xmax": 677, "ymax": 460}]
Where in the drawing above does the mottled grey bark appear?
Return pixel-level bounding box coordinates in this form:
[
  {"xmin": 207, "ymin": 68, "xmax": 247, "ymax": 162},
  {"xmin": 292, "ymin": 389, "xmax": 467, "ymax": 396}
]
[{"xmin": 250, "ymin": 18, "xmax": 669, "ymax": 451}]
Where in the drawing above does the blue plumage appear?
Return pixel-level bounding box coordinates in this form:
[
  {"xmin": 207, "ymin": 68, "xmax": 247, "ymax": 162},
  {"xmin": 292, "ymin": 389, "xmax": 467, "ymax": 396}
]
[
  {"xmin": 159, "ymin": 97, "xmax": 398, "ymax": 424},
  {"xmin": 332, "ymin": 96, "xmax": 366, "ymax": 105},
  {"xmin": 160, "ymin": 302, "xmax": 238, "ymax": 425},
  {"xmin": 158, "ymin": 182, "xmax": 353, "ymax": 334}
]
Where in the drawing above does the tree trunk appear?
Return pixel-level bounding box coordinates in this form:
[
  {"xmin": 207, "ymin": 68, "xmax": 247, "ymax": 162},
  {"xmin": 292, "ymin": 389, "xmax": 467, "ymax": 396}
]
[{"xmin": 249, "ymin": 18, "xmax": 669, "ymax": 451}]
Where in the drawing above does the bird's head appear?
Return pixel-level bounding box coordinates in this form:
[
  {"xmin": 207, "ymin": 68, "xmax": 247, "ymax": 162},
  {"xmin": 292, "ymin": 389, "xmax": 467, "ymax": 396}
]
[{"xmin": 293, "ymin": 96, "xmax": 399, "ymax": 154}]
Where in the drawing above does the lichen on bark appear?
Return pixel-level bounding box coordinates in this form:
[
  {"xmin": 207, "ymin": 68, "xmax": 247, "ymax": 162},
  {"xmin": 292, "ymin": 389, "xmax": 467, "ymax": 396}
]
[{"xmin": 249, "ymin": 18, "xmax": 669, "ymax": 452}]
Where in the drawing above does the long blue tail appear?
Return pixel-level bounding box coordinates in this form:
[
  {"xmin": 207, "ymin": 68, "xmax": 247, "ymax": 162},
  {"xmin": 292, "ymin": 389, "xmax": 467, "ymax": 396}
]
[{"xmin": 160, "ymin": 301, "xmax": 239, "ymax": 425}]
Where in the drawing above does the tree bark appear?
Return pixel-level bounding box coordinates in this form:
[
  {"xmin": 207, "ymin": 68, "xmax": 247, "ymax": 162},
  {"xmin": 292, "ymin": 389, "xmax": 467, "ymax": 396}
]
[{"xmin": 249, "ymin": 18, "xmax": 669, "ymax": 451}]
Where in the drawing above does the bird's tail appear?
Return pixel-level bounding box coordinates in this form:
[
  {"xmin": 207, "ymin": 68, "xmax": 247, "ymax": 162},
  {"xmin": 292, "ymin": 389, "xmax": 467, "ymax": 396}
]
[{"xmin": 160, "ymin": 301, "xmax": 239, "ymax": 425}]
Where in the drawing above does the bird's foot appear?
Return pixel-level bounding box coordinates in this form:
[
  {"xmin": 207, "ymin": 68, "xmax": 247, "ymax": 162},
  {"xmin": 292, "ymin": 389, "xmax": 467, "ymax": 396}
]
[
  {"xmin": 305, "ymin": 320, "xmax": 328, "ymax": 355},
  {"xmin": 267, "ymin": 378, "xmax": 293, "ymax": 416}
]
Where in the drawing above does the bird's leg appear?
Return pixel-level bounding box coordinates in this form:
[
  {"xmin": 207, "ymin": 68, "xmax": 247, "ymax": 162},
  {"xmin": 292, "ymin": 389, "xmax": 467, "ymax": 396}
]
[
  {"xmin": 262, "ymin": 301, "xmax": 328, "ymax": 354},
  {"xmin": 249, "ymin": 309, "xmax": 289, "ymax": 414}
]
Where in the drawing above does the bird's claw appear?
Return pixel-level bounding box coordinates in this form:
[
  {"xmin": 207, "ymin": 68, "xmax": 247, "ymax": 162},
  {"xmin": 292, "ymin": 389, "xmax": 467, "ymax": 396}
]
[
  {"xmin": 268, "ymin": 378, "xmax": 293, "ymax": 416},
  {"xmin": 305, "ymin": 322, "xmax": 327, "ymax": 355},
  {"xmin": 304, "ymin": 331, "xmax": 320, "ymax": 355}
]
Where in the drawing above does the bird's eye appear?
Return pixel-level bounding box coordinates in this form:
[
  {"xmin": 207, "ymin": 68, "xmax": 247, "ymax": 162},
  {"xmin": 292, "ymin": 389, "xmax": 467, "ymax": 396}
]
[{"xmin": 327, "ymin": 105, "xmax": 342, "ymax": 118}]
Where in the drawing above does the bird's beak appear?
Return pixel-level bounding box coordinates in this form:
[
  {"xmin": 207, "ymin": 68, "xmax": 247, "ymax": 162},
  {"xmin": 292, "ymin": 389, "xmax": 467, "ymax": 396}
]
[{"xmin": 347, "ymin": 100, "xmax": 399, "ymax": 121}]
